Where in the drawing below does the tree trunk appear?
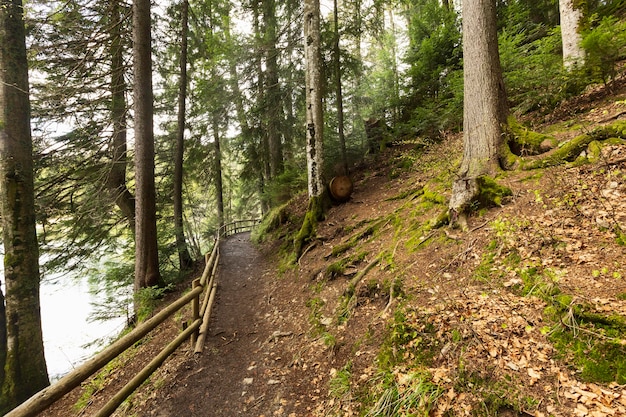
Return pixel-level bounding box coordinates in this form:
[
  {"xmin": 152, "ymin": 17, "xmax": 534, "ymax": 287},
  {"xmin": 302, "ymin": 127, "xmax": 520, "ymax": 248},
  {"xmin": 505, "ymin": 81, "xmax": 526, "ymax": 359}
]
[
  {"xmin": 559, "ymin": 0, "xmax": 585, "ymax": 68},
  {"xmin": 133, "ymin": 0, "xmax": 161, "ymax": 293},
  {"xmin": 334, "ymin": 0, "xmax": 348, "ymax": 176},
  {"xmin": 449, "ymin": 0, "xmax": 508, "ymax": 226},
  {"xmin": 212, "ymin": 115, "xmax": 225, "ymax": 231},
  {"xmin": 107, "ymin": 0, "xmax": 136, "ymax": 231},
  {"xmin": 304, "ymin": 0, "xmax": 325, "ymax": 198},
  {"xmin": 263, "ymin": 0, "xmax": 284, "ymax": 179},
  {"xmin": 0, "ymin": 0, "xmax": 50, "ymax": 411},
  {"xmin": 174, "ymin": 0, "xmax": 193, "ymax": 270}
]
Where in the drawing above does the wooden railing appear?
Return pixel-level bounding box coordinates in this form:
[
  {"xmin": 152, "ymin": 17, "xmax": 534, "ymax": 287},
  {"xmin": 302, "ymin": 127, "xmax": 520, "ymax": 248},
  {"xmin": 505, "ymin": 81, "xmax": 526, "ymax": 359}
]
[
  {"xmin": 219, "ymin": 218, "xmax": 261, "ymax": 238},
  {"xmin": 5, "ymin": 219, "xmax": 259, "ymax": 417}
]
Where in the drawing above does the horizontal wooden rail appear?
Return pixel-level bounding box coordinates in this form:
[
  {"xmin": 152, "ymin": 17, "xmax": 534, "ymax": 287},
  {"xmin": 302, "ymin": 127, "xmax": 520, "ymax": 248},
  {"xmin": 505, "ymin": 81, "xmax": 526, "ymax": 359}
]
[
  {"xmin": 219, "ymin": 218, "xmax": 260, "ymax": 238},
  {"xmin": 5, "ymin": 284, "xmax": 204, "ymax": 417},
  {"xmin": 7, "ymin": 218, "xmax": 259, "ymax": 417}
]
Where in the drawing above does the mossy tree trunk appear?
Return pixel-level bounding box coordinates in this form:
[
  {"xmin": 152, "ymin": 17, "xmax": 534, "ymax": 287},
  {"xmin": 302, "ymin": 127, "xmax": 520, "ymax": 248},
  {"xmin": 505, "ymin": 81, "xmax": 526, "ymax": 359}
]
[
  {"xmin": 297, "ymin": 0, "xmax": 328, "ymax": 258},
  {"xmin": 449, "ymin": 0, "xmax": 509, "ymax": 228},
  {"xmin": 0, "ymin": 0, "xmax": 50, "ymax": 411}
]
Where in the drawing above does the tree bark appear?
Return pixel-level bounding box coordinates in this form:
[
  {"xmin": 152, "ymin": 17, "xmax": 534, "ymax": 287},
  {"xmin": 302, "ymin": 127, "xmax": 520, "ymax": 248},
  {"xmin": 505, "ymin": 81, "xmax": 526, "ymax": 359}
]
[
  {"xmin": 107, "ymin": 0, "xmax": 136, "ymax": 231},
  {"xmin": 0, "ymin": 0, "xmax": 50, "ymax": 411},
  {"xmin": 263, "ymin": 0, "xmax": 284, "ymax": 179},
  {"xmin": 449, "ymin": 0, "xmax": 508, "ymax": 225},
  {"xmin": 133, "ymin": 0, "xmax": 161, "ymax": 293},
  {"xmin": 559, "ymin": 0, "xmax": 585, "ymax": 68},
  {"xmin": 212, "ymin": 115, "xmax": 225, "ymax": 230},
  {"xmin": 174, "ymin": 0, "xmax": 193, "ymax": 270},
  {"xmin": 333, "ymin": 0, "xmax": 348, "ymax": 176},
  {"xmin": 304, "ymin": 0, "xmax": 325, "ymax": 198}
]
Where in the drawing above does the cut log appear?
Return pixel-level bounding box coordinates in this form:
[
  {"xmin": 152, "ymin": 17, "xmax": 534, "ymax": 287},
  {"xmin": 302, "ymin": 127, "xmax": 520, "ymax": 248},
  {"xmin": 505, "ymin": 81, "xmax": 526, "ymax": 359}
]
[{"xmin": 329, "ymin": 175, "xmax": 353, "ymax": 202}]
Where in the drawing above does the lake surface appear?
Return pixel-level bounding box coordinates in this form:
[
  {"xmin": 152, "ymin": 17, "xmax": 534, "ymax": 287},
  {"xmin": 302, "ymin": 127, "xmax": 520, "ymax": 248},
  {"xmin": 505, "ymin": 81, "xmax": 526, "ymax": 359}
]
[
  {"xmin": 1, "ymin": 260, "xmax": 129, "ymax": 381},
  {"xmin": 40, "ymin": 274, "xmax": 129, "ymax": 380}
]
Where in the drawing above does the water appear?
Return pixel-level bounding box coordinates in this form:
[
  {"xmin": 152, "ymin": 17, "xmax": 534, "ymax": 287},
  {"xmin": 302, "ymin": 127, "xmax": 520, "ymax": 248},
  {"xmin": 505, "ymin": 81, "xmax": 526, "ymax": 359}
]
[
  {"xmin": 40, "ymin": 274, "xmax": 129, "ymax": 381},
  {"xmin": 1, "ymin": 261, "xmax": 130, "ymax": 381}
]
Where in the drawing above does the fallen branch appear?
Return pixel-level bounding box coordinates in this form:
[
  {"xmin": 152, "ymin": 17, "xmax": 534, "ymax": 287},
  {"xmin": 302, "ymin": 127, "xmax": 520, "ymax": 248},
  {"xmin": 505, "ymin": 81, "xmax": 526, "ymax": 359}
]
[{"xmin": 343, "ymin": 254, "xmax": 382, "ymax": 296}]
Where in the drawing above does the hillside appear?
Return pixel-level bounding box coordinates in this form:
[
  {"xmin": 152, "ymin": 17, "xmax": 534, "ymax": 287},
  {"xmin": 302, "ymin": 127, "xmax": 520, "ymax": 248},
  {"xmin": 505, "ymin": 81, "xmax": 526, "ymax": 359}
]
[{"xmin": 44, "ymin": 76, "xmax": 626, "ymax": 417}]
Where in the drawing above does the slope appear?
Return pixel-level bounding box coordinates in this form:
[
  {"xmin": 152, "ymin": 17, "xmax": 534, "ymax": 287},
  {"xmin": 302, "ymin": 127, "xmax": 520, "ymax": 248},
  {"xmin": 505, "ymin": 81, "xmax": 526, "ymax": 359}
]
[{"xmin": 45, "ymin": 76, "xmax": 626, "ymax": 417}]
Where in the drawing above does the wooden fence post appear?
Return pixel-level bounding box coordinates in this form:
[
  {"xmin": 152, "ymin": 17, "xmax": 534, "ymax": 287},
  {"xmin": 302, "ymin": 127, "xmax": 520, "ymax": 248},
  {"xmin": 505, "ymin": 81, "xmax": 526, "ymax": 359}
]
[{"xmin": 191, "ymin": 278, "xmax": 201, "ymax": 346}]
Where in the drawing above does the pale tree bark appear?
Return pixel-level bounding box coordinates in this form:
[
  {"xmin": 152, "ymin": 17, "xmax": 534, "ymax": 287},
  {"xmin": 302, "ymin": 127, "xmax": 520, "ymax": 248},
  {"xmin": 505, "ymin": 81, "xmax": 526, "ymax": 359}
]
[
  {"xmin": 559, "ymin": 0, "xmax": 585, "ymax": 68},
  {"xmin": 107, "ymin": 0, "xmax": 136, "ymax": 230},
  {"xmin": 133, "ymin": 0, "xmax": 161, "ymax": 293},
  {"xmin": 0, "ymin": 0, "xmax": 50, "ymax": 411},
  {"xmin": 295, "ymin": 0, "xmax": 326, "ymax": 259},
  {"xmin": 449, "ymin": 0, "xmax": 508, "ymax": 226},
  {"xmin": 174, "ymin": 0, "xmax": 193, "ymax": 270},
  {"xmin": 304, "ymin": 0, "xmax": 325, "ymax": 198}
]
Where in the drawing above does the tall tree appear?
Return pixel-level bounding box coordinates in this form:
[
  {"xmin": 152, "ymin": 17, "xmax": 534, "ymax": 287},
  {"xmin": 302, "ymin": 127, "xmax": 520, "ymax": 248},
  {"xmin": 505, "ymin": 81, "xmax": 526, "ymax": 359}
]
[
  {"xmin": 304, "ymin": 0, "xmax": 325, "ymax": 200},
  {"xmin": 559, "ymin": 0, "xmax": 585, "ymax": 68},
  {"xmin": 108, "ymin": 0, "xmax": 136, "ymax": 230},
  {"xmin": 449, "ymin": 0, "xmax": 508, "ymax": 228},
  {"xmin": 0, "ymin": 0, "xmax": 50, "ymax": 411},
  {"xmin": 295, "ymin": 0, "xmax": 327, "ymax": 258},
  {"xmin": 262, "ymin": 0, "xmax": 284, "ymax": 179},
  {"xmin": 133, "ymin": 0, "xmax": 161, "ymax": 292},
  {"xmin": 333, "ymin": 0, "xmax": 348, "ymax": 175},
  {"xmin": 174, "ymin": 0, "xmax": 194, "ymax": 270}
]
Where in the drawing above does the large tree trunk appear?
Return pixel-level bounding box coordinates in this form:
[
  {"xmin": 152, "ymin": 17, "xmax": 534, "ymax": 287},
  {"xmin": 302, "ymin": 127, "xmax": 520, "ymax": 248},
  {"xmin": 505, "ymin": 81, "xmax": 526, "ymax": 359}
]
[
  {"xmin": 174, "ymin": 0, "xmax": 193, "ymax": 270},
  {"xmin": 559, "ymin": 0, "xmax": 585, "ymax": 68},
  {"xmin": 263, "ymin": 0, "xmax": 284, "ymax": 179},
  {"xmin": 449, "ymin": 0, "xmax": 508, "ymax": 226},
  {"xmin": 133, "ymin": 0, "xmax": 161, "ymax": 293},
  {"xmin": 107, "ymin": 0, "xmax": 136, "ymax": 230},
  {"xmin": 295, "ymin": 0, "xmax": 327, "ymax": 259},
  {"xmin": 0, "ymin": 0, "xmax": 50, "ymax": 411},
  {"xmin": 304, "ymin": 0, "xmax": 325, "ymax": 198},
  {"xmin": 333, "ymin": 0, "xmax": 348, "ymax": 176}
]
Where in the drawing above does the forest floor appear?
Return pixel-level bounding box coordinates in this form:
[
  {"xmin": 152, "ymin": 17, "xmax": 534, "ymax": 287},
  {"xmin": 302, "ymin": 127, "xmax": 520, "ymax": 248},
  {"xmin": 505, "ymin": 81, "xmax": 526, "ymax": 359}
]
[{"xmin": 43, "ymin": 77, "xmax": 626, "ymax": 417}]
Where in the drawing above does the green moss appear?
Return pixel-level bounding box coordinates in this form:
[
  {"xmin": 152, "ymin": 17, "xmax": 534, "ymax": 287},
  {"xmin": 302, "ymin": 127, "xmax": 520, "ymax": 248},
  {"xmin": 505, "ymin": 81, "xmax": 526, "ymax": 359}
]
[
  {"xmin": 507, "ymin": 116, "xmax": 558, "ymax": 156},
  {"xmin": 476, "ymin": 176, "xmax": 512, "ymax": 208},
  {"xmin": 294, "ymin": 194, "xmax": 329, "ymax": 260},
  {"xmin": 252, "ymin": 202, "xmax": 291, "ymax": 243},
  {"xmin": 520, "ymin": 121, "xmax": 626, "ymax": 170},
  {"xmin": 331, "ymin": 217, "xmax": 387, "ymax": 258},
  {"xmin": 385, "ymin": 187, "xmax": 424, "ymax": 201}
]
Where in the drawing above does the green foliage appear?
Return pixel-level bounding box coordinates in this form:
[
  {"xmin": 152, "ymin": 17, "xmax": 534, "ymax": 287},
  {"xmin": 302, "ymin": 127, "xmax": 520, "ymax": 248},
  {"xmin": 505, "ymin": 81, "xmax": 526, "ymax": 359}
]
[
  {"xmin": 582, "ymin": 16, "xmax": 626, "ymax": 85},
  {"xmin": 264, "ymin": 167, "xmax": 307, "ymax": 207},
  {"xmin": 134, "ymin": 284, "xmax": 174, "ymax": 323},
  {"xmin": 499, "ymin": 27, "xmax": 587, "ymax": 115},
  {"xmin": 403, "ymin": 0, "xmax": 463, "ymax": 136}
]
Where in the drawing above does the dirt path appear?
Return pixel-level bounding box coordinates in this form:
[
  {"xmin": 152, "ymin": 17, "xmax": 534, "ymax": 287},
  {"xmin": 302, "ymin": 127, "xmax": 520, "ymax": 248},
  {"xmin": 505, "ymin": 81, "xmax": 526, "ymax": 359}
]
[{"xmin": 135, "ymin": 233, "xmax": 315, "ymax": 417}]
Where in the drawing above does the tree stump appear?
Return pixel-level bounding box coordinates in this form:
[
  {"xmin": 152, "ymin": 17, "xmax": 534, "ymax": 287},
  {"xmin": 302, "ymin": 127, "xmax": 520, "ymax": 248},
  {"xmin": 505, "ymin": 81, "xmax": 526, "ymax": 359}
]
[{"xmin": 329, "ymin": 175, "xmax": 354, "ymax": 202}]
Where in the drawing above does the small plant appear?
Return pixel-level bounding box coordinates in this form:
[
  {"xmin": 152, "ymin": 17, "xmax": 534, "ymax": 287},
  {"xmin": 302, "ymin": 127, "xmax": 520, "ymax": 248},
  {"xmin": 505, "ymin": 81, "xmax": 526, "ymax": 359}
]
[
  {"xmin": 329, "ymin": 362, "xmax": 353, "ymax": 400},
  {"xmin": 134, "ymin": 284, "xmax": 174, "ymax": 322},
  {"xmin": 365, "ymin": 371, "xmax": 443, "ymax": 416}
]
